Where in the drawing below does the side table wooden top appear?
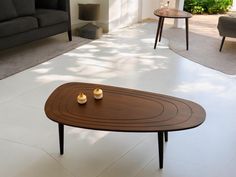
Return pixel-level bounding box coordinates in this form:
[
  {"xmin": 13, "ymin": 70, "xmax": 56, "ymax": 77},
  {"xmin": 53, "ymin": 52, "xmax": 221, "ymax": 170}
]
[
  {"xmin": 45, "ymin": 82, "xmax": 205, "ymax": 132},
  {"xmin": 154, "ymin": 8, "xmax": 192, "ymax": 19}
]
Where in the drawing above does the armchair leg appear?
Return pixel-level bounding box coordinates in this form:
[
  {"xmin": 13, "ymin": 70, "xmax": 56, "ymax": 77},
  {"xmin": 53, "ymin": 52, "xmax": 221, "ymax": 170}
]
[
  {"xmin": 68, "ymin": 30, "xmax": 72, "ymax": 41},
  {"xmin": 219, "ymin": 36, "xmax": 225, "ymax": 52}
]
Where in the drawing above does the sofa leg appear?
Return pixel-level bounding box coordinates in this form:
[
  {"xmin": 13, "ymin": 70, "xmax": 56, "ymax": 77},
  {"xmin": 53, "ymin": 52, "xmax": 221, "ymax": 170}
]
[
  {"xmin": 219, "ymin": 36, "xmax": 225, "ymax": 52},
  {"xmin": 68, "ymin": 30, "xmax": 72, "ymax": 41}
]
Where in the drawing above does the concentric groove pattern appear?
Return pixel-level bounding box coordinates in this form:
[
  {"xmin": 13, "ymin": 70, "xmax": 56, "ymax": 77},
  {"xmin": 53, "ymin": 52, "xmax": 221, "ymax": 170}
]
[
  {"xmin": 45, "ymin": 82, "xmax": 206, "ymax": 132},
  {"xmin": 154, "ymin": 8, "xmax": 192, "ymax": 19}
]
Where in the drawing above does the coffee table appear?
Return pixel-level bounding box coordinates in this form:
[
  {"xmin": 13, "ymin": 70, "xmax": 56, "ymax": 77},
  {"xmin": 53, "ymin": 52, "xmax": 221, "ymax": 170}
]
[
  {"xmin": 153, "ymin": 8, "xmax": 192, "ymax": 50},
  {"xmin": 44, "ymin": 82, "xmax": 205, "ymax": 169}
]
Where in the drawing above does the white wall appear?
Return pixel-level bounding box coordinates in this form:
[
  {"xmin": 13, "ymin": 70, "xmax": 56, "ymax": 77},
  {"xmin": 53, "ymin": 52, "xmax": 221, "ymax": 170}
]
[
  {"xmin": 141, "ymin": 0, "xmax": 160, "ymax": 20},
  {"xmin": 97, "ymin": 0, "xmax": 109, "ymax": 32},
  {"xmin": 108, "ymin": 0, "xmax": 163, "ymax": 32},
  {"xmin": 71, "ymin": 0, "xmax": 176, "ymax": 33},
  {"xmin": 108, "ymin": 0, "xmax": 141, "ymax": 31},
  {"xmin": 70, "ymin": 0, "xmax": 79, "ymax": 26},
  {"xmin": 174, "ymin": 0, "xmax": 185, "ymax": 28},
  {"xmin": 70, "ymin": 0, "xmax": 109, "ymax": 32}
]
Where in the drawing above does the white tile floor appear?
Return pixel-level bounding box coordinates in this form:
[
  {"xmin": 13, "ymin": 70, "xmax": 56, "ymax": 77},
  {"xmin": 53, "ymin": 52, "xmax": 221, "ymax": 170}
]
[{"xmin": 1, "ymin": 22, "xmax": 236, "ymax": 177}]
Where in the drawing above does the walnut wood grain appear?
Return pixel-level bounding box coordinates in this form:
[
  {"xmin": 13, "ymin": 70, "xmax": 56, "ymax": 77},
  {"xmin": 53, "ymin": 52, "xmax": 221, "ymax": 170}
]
[
  {"xmin": 154, "ymin": 8, "xmax": 192, "ymax": 19},
  {"xmin": 45, "ymin": 82, "xmax": 205, "ymax": 132}
]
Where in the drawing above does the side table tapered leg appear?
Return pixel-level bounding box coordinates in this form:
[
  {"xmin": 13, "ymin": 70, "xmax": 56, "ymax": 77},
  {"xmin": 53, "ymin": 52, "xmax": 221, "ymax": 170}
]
[
  {"xmin": 185, "ymin": 18, "xmax": 189, "ymax": 50},
  {"xmin": 158, "ymin": 131, "xmax": 164, "ymax": 169},
  {"xmin": 58, "ymin": 123, "xmax": 64, "ymax": 155},
  {"xmin": 154, "ymin": 17, "xmax": 163, "ymax": 49},
  {"xmin": 159, "ymin": 17, "xmax": 165, "ymax": 42}
]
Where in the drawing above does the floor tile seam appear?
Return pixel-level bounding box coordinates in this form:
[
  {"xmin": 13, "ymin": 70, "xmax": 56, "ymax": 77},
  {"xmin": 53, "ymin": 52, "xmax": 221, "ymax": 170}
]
[
  {"xmin": 0, "ymin": 137, "xmax": 41, "ymax": 149},
  {"xmin": 95, "ymin": 135, "xmax": 149, "ymax": 177},
  {"xmin": 0, "ymin": 137, "xmax": 77, "ymax": 177},
  {"xmin": 14, "ymin": 102, "xmax": 43, "ymax": 110},
  {"xmin": 0, "ymin": 138, "xmax": 51, "ymax": 158},
  {"xmin": 40, "ymin": 148, "xmax": 77, "ymax": 177},
  {"xmin": 133, "ymin": 154, "xmax": 157, "ymax": 177},
  {"xmin": 0, "ymin": 82, "xmax": 48, "ymax": 105},
  {"xmin": 0, "ymin": 97, "xmax": 44, "ymax": 111}
]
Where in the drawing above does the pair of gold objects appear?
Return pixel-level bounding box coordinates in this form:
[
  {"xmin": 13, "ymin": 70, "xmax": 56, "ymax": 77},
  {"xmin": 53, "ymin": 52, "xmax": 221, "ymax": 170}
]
[{"xmin": 77, "ymin": 88, "xmax": 103, "ymax": 104}]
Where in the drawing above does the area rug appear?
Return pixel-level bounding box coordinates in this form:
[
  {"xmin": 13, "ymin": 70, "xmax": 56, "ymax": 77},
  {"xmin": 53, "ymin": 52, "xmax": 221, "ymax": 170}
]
[
  {"xmin": 163, "ymin": 28, "xmax": 236, "ymax": 75},
  {"xmin": 162, "ymin": 15, "xmax": 236, "ymax": 75},
  {"xmin": 0, "ymin": 34, "xmax": 91, "ymax": 79}
]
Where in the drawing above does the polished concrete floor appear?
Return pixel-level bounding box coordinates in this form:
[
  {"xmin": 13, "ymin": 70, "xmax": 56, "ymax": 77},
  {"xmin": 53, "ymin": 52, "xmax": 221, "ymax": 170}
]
[{"xmin": 1, "ymin": 22, "xmax": 236, "ymax": 177}]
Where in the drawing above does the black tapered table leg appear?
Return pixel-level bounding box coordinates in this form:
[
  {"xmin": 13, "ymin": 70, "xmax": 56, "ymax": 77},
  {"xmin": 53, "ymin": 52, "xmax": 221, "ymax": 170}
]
[
  {"xmin": 164, "ymin": 131, "xmax": 168, "ymax": 142},
  {"xmin": 154, "ymin": 17, "xmax": 162, "ymax": 49},
  {"xmin": 158, "ymin": 131, "xmax": 164, "ymax": 169},
  {"xmin": 219, "ymin": 36, "xmax": 225, "ymax": 52},
  {"xmin": 58, "ymin": 123, "xmax": 64, "ymax": 155},
  {"xmin": 159, "ymin": 17, "xmax": 165, "ymax": 42},
  {"xmin": 185, "ymin": 18, "xmax": 189, "ymax": 50}
]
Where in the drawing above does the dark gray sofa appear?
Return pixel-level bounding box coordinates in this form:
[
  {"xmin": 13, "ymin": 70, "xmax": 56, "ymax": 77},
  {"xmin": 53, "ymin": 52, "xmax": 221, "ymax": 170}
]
[{"xmin": 0, "ymin": 0, "xmax": 72, "ymax": 50}]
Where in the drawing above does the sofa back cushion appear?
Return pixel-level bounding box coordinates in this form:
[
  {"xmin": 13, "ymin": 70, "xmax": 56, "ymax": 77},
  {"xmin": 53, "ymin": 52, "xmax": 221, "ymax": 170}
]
[
  {"xmin": 36, "ymin": 0, "xmax": 58, "ymax": 9},
  {"xmin": 0, "ymin": 0, "xmax": 18, "ymax": 22},
  {"xmin": 12, "ymin": 0, "xmax": 36, "ymax": 16}
]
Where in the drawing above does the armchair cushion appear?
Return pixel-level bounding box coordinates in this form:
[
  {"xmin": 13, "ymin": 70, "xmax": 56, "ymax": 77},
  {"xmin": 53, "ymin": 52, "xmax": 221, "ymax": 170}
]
[
  {"xmin": 12, "ymin": 0, "xmax": 36, "ymax": 16},
  {"xmin": 36, "ymin": 0, "xmax": 59, "ymax": 9},
  {"xmin": 217, "ymin": 16, "xmax": 236, "ymax": 38},
  {"xmin": 0, "ymin": 0, "xmax": 18, "ymax": 22},
  {"xmin": 34, "ymin": 9, "xmax": 68, "ymax": 27}
]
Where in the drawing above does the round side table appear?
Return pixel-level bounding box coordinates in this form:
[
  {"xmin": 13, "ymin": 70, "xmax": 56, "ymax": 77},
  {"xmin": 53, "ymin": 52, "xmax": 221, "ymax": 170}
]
[{"xmin": 153, "ymin": 8, "xmax": 192, "ymax": 50}]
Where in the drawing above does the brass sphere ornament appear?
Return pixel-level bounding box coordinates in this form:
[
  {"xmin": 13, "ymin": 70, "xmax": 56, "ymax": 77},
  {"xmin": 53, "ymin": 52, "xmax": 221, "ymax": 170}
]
[
  {"xmin": 77, "ymin": 92, "xmax": 87, "ymax": 104},
  {"xmin": 93, "ymin": 88, "xmax": 103, "ymax": 99}
]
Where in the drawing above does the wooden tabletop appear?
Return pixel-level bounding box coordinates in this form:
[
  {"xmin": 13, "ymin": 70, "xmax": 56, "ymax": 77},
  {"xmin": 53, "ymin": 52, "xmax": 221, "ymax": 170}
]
[
  {"xmin": 45, "ymin": 82, "xmax": 205, "ymax": 132},
  {"xmin": 154, "ymin": 8, "xmax": 192, "ymax": 18}
]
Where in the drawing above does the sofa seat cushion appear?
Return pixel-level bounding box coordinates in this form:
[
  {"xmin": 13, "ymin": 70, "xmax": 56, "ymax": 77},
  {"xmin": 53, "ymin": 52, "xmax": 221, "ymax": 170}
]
[
  {"xmin": 12, "ymin": 0, "xmax": 36, "ymax": 16},
  {"xmin": 0, "ymin": 0, "xmax": 18, "ymax": 22},
  {"xmin": 34, "ymin": 9, "xmax": 68, "ymax": 27},
  {"xmin": 0, "ymin": 17, "xmax": 38, "ymax": 37}
]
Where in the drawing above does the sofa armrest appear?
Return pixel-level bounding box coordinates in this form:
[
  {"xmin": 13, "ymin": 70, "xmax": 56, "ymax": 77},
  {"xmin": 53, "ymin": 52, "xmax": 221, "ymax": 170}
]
[
  {"xmin": 59, "ymin": 0, "xmax": 71, "ymax": 30},
  {"xmin": 59, "ymin": 0, "xmax": 71, "ymax": 31},
  {"xmin": 58, "ymin": 0, "xmax": 70, "ymax": 12}
]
